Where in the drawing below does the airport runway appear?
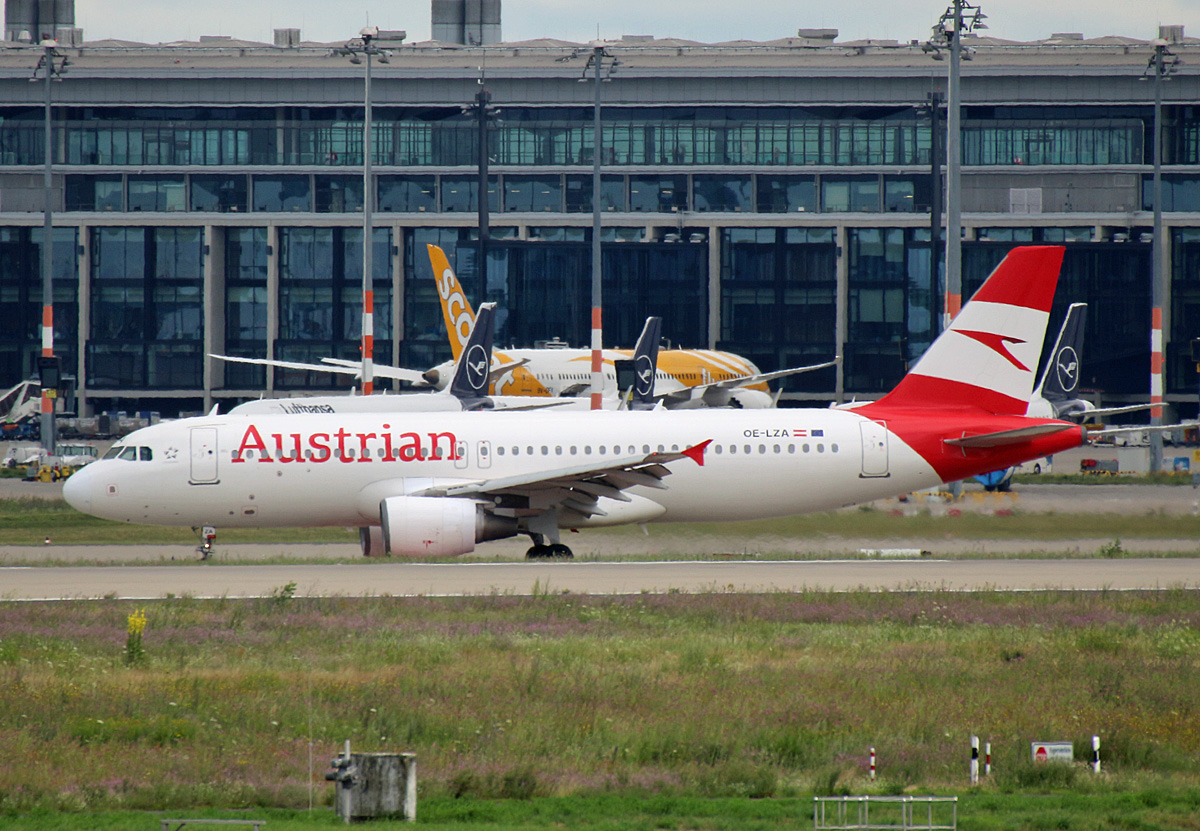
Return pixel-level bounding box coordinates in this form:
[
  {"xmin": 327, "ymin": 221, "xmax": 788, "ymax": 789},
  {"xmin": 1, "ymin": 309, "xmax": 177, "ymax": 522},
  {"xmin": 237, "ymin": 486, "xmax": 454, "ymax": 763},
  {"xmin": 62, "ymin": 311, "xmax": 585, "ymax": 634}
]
[{"xmin": 2, "ymin": 558, "xmax": 1196, "ymax": 601}]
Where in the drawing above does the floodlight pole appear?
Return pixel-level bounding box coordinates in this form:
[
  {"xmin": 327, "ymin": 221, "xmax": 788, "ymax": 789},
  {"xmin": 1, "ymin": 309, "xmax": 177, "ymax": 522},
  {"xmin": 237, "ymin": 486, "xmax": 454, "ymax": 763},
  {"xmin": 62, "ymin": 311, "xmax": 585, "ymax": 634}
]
[
  {"xmin": 1149, "ymin": 38, "xmax": 1169, "ymax": 473},
  {"xmin": 945, "ymin": 7, "xmax": 962, "ymax": 327},
  {"xmin": 588, "ymin": 42, "xmax": 607, "ymax": 410},
  {"xmin": 927, "ymin": 1, "xmax": 985, "ymax": 329},
  {"xmin": 339, "ymin": 27, "xmax": 404, "ymax": 395},
  {"xmin": 361, "ymin": 30, "xmax": 376, "ymax": 396},
  {"xmin": 34, "ymin": 38, "xmax": 65, "ymax": 456}
]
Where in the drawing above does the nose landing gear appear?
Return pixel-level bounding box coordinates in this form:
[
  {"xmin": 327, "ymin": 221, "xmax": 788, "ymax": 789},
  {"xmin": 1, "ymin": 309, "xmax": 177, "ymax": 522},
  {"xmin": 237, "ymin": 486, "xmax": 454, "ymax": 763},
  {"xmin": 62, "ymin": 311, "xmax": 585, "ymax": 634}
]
[{"xmin": 195, "ymin": 525, "xmax": 217, "ymax": 560}]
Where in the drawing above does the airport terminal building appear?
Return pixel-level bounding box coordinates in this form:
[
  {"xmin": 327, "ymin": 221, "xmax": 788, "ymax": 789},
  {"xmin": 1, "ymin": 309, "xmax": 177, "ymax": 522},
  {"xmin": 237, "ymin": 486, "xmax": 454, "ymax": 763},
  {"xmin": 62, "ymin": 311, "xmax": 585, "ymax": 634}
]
[{"xmin": 2, "ymin": 9, "xmax": 1200, "ymax": 417}]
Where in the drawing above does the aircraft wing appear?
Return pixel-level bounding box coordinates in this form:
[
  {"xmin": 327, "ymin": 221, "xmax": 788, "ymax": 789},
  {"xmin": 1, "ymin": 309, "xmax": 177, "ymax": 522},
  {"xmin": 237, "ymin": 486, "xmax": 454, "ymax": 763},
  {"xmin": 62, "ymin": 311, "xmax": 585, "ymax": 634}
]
[
  {"xmin": 412, "ymin": 440, "xmax": 712, "ymax": 519},
  {"xmin": 209, "ymin": 354, "xmax": 429, "ymax": 384},
  {"xmin": 657, "ymin": 359, "xmax": 838, "ymax": 406},
  {"xmin": 1067, "ymin": 402, "xmax": 1157, "ymax": 419},
  {"xmin": 1086, "ymin": 421, "xmax": 1199, "ymax": 440}
]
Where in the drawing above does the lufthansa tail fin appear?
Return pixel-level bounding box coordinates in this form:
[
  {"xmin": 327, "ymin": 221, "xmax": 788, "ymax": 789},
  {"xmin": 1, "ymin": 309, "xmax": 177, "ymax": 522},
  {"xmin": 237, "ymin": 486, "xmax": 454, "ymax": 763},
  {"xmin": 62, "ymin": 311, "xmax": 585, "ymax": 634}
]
[
  {"xmin": 1036, "ymin": 302, "xmax": 1086, "ymax": 404},
  {"xmin": 448, "ymin": 302, "xmax": 497, "ymax": 411},
  {"xmin": 872, "ymin": 245, "xmax": 1065, "ymax": 415},
  {"xmin": 628, "ymin": 317, "xmax": 662, "ymax": 410},
  {"xmin": 428, "ymin": 244, "xmax": 478, "ymax": 362}
]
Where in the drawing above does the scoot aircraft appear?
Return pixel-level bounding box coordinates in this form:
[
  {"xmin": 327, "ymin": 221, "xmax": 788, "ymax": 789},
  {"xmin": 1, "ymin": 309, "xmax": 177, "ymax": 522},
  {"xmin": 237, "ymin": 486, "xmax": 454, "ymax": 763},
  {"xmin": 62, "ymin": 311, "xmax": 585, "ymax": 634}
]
[
  {"xmin": 214, "ymin": 245, "xmax": 832, "ymax": 408},
  {"xmin": 225, "ymin": 306, "xmax": 663, "ymax": 416},
  {"xmin": 422, "ymin": 244, "xmax": 830, "ymax": 408},
  {"xmin": 66, "ymin": 246, "xmax": 1094, "ymax": 560}
]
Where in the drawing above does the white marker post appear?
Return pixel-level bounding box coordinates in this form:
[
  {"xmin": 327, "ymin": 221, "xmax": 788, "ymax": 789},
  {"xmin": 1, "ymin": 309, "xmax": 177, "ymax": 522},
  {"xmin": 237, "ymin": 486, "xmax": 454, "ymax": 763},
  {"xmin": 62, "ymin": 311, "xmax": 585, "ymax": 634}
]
[
  {"xmin": 970, "ymin": 736, "xmax": 979, "ymax": 785},
  {"xmin": 870, "ymin": 747, "xmax": 876, "ymax": 781},
  {"xmin": 1092, "ymin": 735, "xmax": 1101, "ymax": 774}
]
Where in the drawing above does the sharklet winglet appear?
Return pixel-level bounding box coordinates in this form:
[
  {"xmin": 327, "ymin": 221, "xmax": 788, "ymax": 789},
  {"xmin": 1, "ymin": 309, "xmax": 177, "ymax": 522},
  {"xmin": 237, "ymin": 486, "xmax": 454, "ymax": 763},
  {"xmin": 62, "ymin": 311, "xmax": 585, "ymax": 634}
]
[{"xmin": 682, "ymin": 439, "xmax": 713, "ymax": 466}]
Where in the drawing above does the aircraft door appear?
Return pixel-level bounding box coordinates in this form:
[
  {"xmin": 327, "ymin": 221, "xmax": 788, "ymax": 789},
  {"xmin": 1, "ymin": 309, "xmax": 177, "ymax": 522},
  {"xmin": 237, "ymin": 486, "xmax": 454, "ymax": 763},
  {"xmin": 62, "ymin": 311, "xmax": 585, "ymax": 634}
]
[
  {"xmin": 477, "ymin": 440, "xmax": 492, "ymax": 469},
  {"xmin": 190, "ymin": 427, "xmax": 220, "ymax": 484},
  {"xmin": 859, "ymin": 420, "xmax": 889, "ymax": 478}
]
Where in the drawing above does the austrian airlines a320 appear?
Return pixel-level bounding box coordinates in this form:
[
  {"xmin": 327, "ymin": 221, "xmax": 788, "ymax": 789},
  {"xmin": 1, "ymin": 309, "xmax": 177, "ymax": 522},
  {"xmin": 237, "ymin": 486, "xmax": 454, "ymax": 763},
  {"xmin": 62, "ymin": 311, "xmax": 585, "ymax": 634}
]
[{"xmin": 66, "ymin": 246, "xmax": 1089, "ymax": 559}]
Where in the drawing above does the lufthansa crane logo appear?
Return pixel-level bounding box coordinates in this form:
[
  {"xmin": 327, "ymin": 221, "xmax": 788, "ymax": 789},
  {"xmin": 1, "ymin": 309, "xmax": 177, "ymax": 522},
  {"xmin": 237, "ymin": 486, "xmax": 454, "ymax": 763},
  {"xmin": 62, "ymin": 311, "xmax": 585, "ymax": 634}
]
[
  {"xmin": 635, "ymin": 355, "xmax": 655, "ymax": 397},
  {"xmin": 1056, "ymin": 346, "xmax": 1080, "ymax": 392},
  {"xmin": 465, "ymin": 343, "xmax": 489, "ymax": 392}
]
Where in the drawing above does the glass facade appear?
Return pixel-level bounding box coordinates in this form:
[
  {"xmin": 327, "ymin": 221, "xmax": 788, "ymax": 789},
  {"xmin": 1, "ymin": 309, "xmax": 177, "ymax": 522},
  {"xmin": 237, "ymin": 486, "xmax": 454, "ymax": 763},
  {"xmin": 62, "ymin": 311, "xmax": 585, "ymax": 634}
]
[
  {"xmin": 5, "ymin": 105, "xmax": 1178, "ymax": 169},
  {"xmin": 88, "ymin": 227, "xmax": 203, "ymax": 389},
  {"xmin": 720, "ymin": 228, "xmax": 838, "ymax": 389},
  {"xmin": 844, "ymin": 228, "xmax": 938, "ymax": 393},
  {"xmin": 3, "ymin": 91, "xmax": 1198, "ymax": 412},
  {"xmin": 275, "ymin": 226, "xmax": 392, "ymax": 389},
  {"xmin": 963, "ymin": 243, "xmax": 1151, "ymax": 397},
  {"xmin": 0, "ymin": 227, "xmax": 78, "ymax": 388}
]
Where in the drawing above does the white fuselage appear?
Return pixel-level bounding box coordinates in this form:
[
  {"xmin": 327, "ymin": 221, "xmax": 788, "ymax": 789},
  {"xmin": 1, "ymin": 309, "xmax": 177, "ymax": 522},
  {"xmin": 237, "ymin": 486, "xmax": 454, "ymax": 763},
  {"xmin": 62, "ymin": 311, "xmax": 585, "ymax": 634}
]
[{"xmin": 63, "ymin": 409, "xmax": 939, "ymax": 531}]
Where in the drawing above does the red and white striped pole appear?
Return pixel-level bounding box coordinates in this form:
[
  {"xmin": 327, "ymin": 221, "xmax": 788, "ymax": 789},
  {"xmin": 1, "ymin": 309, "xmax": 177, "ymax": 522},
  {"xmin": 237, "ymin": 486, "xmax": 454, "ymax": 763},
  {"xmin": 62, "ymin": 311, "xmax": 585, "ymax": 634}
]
[
  {"xmin": 869, "ymin": 747, "xmax": 876, "ymax": 781},
  {"xmin": 985, "ymin": 742, "xmax": 991, "ymax": 777},
  {"xmin": 361, "ymin": 288, "xmax": 374, "ymax": 396}
]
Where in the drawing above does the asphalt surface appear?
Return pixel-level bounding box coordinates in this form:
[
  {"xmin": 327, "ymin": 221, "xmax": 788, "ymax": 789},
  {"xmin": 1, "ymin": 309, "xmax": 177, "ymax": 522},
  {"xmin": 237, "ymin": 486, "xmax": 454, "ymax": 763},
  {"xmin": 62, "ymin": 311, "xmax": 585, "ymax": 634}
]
[{"xmin": 2, "ymin": 558, "xmax": 1196, "ymax": 601}]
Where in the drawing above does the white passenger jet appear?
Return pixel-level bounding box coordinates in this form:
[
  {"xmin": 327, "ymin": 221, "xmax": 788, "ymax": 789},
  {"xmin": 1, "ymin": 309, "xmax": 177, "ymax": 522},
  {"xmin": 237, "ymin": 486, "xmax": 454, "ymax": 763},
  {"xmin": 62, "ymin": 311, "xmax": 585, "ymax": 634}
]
[
  {"xmin": 227, "ymin": 306, "xmax": 664, "ymax": 415},
  {"xmin": 64, "ymin": 246, "xmax": 1088, "ymax": 559},
  {"xmin": 216, "ymin": 245, "xmax": 831, "ymax": 409}
]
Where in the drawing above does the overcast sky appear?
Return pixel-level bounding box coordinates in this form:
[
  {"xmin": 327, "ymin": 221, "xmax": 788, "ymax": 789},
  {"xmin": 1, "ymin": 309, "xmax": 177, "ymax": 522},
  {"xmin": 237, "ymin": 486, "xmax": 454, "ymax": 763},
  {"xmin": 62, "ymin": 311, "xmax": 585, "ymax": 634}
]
[{"xmin": 71, "ymin": 0, "xmax": 1200, "ymax": 45}]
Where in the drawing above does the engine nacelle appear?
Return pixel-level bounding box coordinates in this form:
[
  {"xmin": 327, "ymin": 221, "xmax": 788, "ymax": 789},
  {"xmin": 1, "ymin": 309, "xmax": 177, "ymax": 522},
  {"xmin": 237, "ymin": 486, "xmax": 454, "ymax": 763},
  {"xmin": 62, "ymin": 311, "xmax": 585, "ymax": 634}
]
[
  {"xmin": 379, "ymin": 496, "xmax": 516, "ymax": 557},
  {"xmin": 729, "ymin": 388, "xmax": 773, "ymax": 409}
]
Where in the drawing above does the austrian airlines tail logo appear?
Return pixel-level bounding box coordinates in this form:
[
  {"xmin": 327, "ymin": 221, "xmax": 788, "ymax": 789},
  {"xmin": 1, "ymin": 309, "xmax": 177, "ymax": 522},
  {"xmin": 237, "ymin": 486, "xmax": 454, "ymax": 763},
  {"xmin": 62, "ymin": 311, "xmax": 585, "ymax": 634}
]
[{"xmin": 957, "ymin": 330, "xmax": 1030, "ymax": 372}]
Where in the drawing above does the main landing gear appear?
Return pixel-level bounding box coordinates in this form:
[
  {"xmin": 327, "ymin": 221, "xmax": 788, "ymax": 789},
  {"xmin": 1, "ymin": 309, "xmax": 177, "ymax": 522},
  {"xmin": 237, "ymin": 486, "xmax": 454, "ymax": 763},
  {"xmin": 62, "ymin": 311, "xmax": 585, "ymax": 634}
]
[{"xmin": 524, "ymin": 533, "xmax": 573, "ymax": 560}]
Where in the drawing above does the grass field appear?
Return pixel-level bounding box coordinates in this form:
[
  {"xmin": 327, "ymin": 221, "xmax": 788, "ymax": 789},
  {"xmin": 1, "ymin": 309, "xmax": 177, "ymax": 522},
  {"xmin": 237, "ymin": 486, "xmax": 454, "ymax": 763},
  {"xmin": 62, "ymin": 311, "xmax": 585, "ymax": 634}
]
[
  {"xmin": 5, "ymin": 496, "xmax": 1200, "ymax": 554},
  {"xmin": 1, "ymin": 590, "xmax": 1197, "ymax": 828}
]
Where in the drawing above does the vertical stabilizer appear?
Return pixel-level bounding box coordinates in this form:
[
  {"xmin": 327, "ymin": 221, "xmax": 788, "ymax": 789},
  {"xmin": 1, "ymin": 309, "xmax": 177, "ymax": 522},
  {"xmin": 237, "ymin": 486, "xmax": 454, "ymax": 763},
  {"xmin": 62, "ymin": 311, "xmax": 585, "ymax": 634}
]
[
  {"xmin": 448, "ymin": 302, "xmax": 496, "ymax": 410},
  {"xmin": 1036, "ymin": 302, "xmax": 1087, "ymax": 403},
  {"xmin": 873, "ymin": 246, "xmax": 1065, "ymax": 414},
  {"xmin": 428, "ymin": 244, "xmax": 478, "ymax": 361},
  {"xmin": 629, "ymin": 317, "xmax": 662, "ymax": 410}
]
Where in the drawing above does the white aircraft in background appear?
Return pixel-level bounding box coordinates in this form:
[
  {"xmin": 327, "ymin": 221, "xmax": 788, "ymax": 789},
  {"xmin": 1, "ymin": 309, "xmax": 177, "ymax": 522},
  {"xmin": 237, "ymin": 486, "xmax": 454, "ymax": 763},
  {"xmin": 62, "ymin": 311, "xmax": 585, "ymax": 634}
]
[
  {"xmin": 1024, "ymin": 303, "xmax": 1156, "ymax": 421},
  {"xmin": 215, "ymin": 245, "xmax": 833, "ymax": 409},
  {"xmin": 67, "ymin": 246, "xmax": 1096, "ymax": 559},
  {"xmin": 227, "ymin": 305, "xmax": 665, "ymax": 415},
  {"xmin": 419, "ymin": 244, "xmax": 832, "ymax": 408}
]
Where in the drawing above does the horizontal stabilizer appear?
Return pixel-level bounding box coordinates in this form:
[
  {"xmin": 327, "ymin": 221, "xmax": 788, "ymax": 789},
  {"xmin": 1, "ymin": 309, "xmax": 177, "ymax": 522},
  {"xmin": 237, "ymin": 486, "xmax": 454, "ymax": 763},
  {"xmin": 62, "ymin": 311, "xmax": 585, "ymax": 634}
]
[{"xmin": 944, "ymin": 423, "xmax": 1075, "ymax": 448}]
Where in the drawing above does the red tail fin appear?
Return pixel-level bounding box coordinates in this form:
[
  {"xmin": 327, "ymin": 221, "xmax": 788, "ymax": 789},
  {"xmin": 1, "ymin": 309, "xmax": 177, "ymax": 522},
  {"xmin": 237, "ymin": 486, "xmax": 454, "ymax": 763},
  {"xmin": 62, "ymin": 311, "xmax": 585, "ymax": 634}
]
[{"xmin": 872, "ymin": 246, "xmax": 1064, "ymax": 415}]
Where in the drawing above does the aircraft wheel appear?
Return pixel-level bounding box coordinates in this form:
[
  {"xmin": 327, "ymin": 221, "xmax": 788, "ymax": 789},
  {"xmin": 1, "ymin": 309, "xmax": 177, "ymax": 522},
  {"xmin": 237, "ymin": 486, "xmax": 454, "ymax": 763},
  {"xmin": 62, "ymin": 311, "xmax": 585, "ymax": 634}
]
[
  {"xmin": 525, "ymin": 544, "xmax": 552, "ymax": 559},
  {"xmin": 547, "ymin": 543, "xmax": 574, "ymax": 559}
]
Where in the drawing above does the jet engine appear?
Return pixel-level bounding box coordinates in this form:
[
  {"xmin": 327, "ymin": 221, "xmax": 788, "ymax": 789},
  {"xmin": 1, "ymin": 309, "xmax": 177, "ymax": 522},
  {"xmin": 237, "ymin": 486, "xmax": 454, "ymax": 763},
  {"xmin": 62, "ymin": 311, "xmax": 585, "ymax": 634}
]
[{"xmin": 379, "ymin": 495, "xmax": 517, "ymax": 557}]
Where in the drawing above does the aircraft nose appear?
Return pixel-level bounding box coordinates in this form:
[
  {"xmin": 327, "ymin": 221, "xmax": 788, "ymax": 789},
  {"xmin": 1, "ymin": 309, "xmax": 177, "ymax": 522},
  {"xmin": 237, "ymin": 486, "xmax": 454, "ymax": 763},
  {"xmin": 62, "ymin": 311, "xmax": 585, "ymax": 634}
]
[{"xmin": 62, "ymin": 464, "xmax": 93, "ymax": 514}]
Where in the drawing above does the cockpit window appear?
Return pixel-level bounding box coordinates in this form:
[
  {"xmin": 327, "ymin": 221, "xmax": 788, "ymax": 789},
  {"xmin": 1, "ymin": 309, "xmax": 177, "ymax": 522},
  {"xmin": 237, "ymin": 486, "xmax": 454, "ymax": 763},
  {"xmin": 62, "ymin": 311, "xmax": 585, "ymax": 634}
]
[
  {"xmin": 117, "ymin": 447, "xmax": 137, "ymax": 461},
  {"xmin": 139, "ymin": 447, "xmax": 153, "ymax": 461},
  {"xmin": 103, "ymin": 446, "xmax": 123, "ymax": 460}
]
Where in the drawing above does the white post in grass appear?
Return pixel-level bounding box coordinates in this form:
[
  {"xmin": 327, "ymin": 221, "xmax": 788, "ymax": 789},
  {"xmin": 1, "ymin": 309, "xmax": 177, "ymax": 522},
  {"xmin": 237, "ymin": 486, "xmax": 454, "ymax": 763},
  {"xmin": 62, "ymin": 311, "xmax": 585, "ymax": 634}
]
[
  {"xmin": 970, "ymin": 735, "xmax": 979, "ymax": 785},
  {"xmin": 869, "ymin": 746, "xmax": 876, "ymax": 780},
  {"xmin": 1092, "ymin": 735, "xmax": 1101, "ymax": 774}
]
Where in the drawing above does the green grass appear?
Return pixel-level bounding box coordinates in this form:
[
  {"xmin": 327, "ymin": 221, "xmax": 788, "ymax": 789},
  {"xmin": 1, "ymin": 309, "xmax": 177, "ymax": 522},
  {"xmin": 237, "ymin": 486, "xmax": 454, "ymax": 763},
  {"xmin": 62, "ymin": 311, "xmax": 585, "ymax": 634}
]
[
  {"xmin": 1, "ymin": 590, "xmax": 1198, "ymax": 827},
  {"xmin": 5, "ymin": 496, "xmax": 1200, "ymax": 552},
  {"xmin": 5, "ymin": 789, "xmax": 1200, "ymax": 830}
]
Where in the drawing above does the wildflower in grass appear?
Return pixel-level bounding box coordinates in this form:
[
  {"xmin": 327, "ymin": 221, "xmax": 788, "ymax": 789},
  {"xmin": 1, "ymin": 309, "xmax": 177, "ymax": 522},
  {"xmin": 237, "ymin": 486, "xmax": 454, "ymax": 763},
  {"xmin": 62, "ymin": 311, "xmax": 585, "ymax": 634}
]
[{"xmin": 124, "ymin": 608, "xmax": 147, "ymax": 666}]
